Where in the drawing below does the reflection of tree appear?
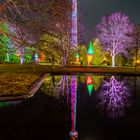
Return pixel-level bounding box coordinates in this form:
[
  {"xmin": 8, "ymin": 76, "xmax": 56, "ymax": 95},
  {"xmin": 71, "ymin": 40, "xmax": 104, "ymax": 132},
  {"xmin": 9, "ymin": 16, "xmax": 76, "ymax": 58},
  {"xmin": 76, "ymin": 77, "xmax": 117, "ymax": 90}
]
[
  {"xmin": 92, "ymin": 76, "xmax": 104, "ymax": 91},
  {"xmin": 41, "ymin": 76, "xmax": 60, "ymax": 97},
  {"xmin": 96, "ymin": 76, "xmax": 133, "ymax": 119},
  {"xmin": 41, "ymin": 76, "xmax": 70, "ymax": 99},
  {"xmin": 56, "ymin": 76, "xmax": 70, "ymax": 98},
  {"xmin": 78, "ymin": 75, "xmax": 104, "ymax": 91}
]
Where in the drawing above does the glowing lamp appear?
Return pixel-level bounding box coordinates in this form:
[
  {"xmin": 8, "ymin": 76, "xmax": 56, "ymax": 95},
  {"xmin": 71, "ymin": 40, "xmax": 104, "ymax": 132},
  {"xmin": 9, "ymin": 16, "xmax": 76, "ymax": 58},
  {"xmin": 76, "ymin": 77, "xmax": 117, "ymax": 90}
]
[
  {"xmin": 87, "ymin": 42, "xmax": 94, "ymax": 65},
  {"xmin": 87, "ymin": 55, "xmax": 93, "ymax": 65},
  {"xmin": 87, "ymin": 42, "xmax": 94, "ymax": 55},
  {"xmin": 75, "ymin": 53, "xmax": 79, "ymax": 59},
  {"xmin": 16, "ymin": 53, "xmax": 20, "ymax": 57},
  {"xmin": 34, "ymin": 53, "xmax": 38, "ymax": 62},
  {"xmin": 75, "ymin": 52, "xmax": 79, "ymax": 63},
  {"xmin": 136, "ymin": 60, "xmax": 140, "ymax": 64}
]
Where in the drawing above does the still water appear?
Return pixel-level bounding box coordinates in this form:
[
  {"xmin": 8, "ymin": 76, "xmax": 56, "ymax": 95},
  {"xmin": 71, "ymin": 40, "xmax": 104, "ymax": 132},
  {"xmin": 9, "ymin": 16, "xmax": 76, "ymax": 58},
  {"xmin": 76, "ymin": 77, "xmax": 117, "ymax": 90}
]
[{"xmin": 0, "ymin": 75, "xmax": 139, "ymax": 140}]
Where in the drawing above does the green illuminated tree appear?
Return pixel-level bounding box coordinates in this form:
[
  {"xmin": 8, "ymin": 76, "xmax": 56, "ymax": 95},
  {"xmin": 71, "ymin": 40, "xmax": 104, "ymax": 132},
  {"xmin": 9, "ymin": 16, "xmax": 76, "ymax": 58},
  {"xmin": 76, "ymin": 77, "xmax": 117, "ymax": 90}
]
[
  {"xmin": 38, "ymin": 33, "xmax": 64, "ymax": 64},
  {"xmin": 92, "ymin": 38, "xmax": 104, "ymax": 65},
  {"xmin": 0, "ymin": 22, "xmax": 12, "ymax": 63},
  {"xmin": 79, "ymin": 45, "xmax": 87, "ymax": 65},
  {"xmin": 92, "ymin": 76, "xmax": 104, "ymax": 91}
]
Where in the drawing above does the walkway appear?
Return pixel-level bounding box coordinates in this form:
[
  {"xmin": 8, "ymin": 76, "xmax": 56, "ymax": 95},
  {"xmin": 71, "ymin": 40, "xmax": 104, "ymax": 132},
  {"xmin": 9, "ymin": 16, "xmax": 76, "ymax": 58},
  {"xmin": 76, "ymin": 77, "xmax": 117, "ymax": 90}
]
[{"xmin": 0, "ymin": 64, "xmax": 140, "ymax": 75}]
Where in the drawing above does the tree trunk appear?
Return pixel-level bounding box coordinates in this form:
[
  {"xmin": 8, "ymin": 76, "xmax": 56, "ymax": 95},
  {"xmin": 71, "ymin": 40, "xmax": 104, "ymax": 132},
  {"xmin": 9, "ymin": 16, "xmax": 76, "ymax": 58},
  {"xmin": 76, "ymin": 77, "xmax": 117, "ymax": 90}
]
[
  {"xmin": 20, "ymin": 56, "xmax": 24, "ymax": 64},
  {"xmin": 6, "ymin": 53, "xmax": 9, "ymax": 62},
  {"xmin": 112, "ymin": 55, "xmax": 115, "ymax": 67},
  {"xmin": 20, "ymin": 47, "xmax": 24, "ymax": 64},
  {"xmin": 20, "ymin": 55, "xmax": 24, "ymax": 64}
]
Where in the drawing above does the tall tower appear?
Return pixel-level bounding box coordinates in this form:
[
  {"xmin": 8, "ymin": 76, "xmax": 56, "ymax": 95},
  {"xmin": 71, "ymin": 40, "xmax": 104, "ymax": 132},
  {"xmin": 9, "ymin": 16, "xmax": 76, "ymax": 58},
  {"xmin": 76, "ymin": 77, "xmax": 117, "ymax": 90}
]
[
  {"xmin": 72, "ymin": 0, "xmax": 78, "ymax": 48},
  {"xmin": 70, "ymin": 1, "xmax": 78, "ymax": 138}
]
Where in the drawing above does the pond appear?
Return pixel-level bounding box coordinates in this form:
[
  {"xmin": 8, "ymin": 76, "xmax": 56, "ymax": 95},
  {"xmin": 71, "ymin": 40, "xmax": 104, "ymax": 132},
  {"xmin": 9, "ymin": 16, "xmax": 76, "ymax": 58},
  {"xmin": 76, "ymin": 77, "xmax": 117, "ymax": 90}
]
[{"xmin": 0, "ymin": 74, "xmax": 139, "ymax": 140}]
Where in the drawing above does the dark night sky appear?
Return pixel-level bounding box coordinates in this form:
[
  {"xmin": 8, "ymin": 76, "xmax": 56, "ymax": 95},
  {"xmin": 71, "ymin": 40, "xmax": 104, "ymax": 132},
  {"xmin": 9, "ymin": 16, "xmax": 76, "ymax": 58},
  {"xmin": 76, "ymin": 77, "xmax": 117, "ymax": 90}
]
[{"xmin": 78, "ymin": 0, "xmax": 140, "ymax": 30}]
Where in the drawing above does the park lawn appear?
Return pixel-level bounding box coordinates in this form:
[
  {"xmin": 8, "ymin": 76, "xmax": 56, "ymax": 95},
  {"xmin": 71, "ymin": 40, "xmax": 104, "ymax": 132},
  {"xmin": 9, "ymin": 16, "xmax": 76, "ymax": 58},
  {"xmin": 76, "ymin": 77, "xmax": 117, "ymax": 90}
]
[{"xmin": 0, "ymin": 73, "xmax": 41, "ymax": 96}]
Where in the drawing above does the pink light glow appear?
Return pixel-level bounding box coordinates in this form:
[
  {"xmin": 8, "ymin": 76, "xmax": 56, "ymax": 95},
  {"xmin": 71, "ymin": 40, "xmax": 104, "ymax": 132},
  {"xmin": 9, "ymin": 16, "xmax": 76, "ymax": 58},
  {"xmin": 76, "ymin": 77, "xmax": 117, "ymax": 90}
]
[
  {"xmin": 71, "ymin": 76, "xmax": 77, "ymax": 132},
  {"xmin": 69, "ymin": 75, "xmax": 78, "ymax": 138},
  {"xmin": 72, "ymin": 0, "xmax": 77, "ymax": 48}
]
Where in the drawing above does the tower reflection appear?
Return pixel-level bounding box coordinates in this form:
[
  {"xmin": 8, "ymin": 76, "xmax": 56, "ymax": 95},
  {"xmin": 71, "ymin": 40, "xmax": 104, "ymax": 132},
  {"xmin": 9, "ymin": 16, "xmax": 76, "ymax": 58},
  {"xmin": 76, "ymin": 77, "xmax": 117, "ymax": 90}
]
[{"xmin": 69, "ymin": 76, "xmax": 78, "ymax": 140}]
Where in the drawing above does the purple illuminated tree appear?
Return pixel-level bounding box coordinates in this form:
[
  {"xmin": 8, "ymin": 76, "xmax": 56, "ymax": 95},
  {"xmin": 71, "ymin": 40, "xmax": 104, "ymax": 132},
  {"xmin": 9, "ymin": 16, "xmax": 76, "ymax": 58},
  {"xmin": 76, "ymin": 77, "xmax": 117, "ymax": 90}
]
[
  {"xmin": 96, "ymin": 76, "xmax": 133, "ymax": 119},
  {"xmin": 96, "ymin": 12, "xmax": 136, "ymax": 66},
  {"xmin": 8, "ymin": 24, "xmax": 35, "ymax": 64}
]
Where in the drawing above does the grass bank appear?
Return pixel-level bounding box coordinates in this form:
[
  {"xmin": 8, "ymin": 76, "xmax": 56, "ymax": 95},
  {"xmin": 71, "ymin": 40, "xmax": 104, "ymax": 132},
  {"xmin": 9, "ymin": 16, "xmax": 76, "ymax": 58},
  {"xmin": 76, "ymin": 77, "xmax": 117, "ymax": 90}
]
[{"xmin": 0, "ymin": 73, "xmax": 41, "ymax": 96}]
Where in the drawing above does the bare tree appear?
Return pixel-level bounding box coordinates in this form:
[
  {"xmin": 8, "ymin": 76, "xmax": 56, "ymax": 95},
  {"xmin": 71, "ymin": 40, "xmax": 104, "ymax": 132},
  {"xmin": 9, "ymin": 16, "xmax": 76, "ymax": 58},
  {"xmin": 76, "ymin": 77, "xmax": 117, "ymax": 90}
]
[
  {"xmin": 96, "ymin": 12, "xmax": 136, "ymax": 67},
  {"xmin": 0, "ymin": 0, "xmax": 90, "ymax": 65}
]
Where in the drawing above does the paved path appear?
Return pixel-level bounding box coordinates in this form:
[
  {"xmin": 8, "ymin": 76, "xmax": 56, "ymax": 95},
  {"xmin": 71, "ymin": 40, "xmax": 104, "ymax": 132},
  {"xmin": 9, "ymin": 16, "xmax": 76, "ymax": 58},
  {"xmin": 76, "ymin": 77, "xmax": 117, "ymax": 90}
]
[{"xmin": 0, "ymin": 64, "xmax": 140, "ymax": 75}]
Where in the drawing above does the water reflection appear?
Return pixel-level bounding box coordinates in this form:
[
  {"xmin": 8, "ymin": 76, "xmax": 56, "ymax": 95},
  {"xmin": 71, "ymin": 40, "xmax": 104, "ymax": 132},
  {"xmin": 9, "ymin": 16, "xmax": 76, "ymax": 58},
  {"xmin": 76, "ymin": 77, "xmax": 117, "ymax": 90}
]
[
  {"xmin": 95, "ymin": 76, "xmax": 133, "ymax": 119},
  {"xmin": 0, "ymin": 101, "xmax": 21, "ymax": 108},
  {"xmin": 86, "ymin": 76, "xmax": 94, "ymax": 96},
  {"xmin": 41, "ymin": 75, "xmax": 135, "ymax": 139},
  {"xmin": 41, "ymin": 75, "xmax": 70, "ymax": 98},
  {"xmin": 79, "ymin": 75, "xmax": 104, "ymax": 93},
  {"xmin": 41, "ymin": 75, "xmax": 104, "ymax": 97},
  {"xmin": 69, "ymin": 76, "xmax": 78, "ymax": 139},
  {"xmin": 0, "ymin": 75, "xmax": 138, "ymax": 140}
]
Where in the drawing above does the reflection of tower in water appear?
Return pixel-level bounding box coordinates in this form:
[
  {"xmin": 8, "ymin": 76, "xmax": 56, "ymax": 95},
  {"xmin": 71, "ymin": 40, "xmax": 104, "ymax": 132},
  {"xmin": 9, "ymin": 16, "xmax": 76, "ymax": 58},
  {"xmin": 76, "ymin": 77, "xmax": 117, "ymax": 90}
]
[
  {"xmin": 70, "ymin": 0, "xmax": 78, "ymax": 138},
  {"xmin": 69, "ymin": 76, "xmax": 78, "ymax": 140}
]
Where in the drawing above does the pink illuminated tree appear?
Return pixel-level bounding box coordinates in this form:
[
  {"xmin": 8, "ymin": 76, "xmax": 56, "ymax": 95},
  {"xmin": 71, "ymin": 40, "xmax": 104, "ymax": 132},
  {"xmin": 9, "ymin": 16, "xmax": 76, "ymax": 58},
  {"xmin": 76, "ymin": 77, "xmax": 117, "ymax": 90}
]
[
  {"xmin": 96, "ymin": 12, "xmax": 136, "ymax": 66},
  {"xmin": 96, "ymin": 76, "xmax": 133, "ymax": 119}
]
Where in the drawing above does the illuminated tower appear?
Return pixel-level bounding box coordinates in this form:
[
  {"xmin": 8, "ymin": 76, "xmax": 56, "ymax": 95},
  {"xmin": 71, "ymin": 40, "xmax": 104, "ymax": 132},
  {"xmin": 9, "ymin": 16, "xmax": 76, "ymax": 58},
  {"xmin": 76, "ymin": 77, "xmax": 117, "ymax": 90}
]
[
  {"xmin": 72, "ymin": 0, "xmax": 77, "ymax": 48},
  {"xmin": 69, "ymin": 76, "xmax": 78, "ymax": 140}
]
